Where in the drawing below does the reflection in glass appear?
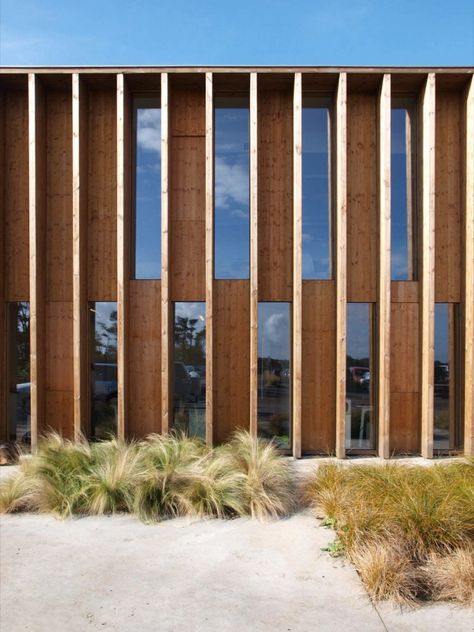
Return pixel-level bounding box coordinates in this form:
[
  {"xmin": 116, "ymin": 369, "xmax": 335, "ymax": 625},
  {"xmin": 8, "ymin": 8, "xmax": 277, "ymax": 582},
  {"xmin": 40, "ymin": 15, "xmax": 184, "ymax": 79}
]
[
  {"xmin": 302, "ymin": 104, "xmax": 331, "ymax": 279},
  {"xmin": 172, "ymin": 303, "xmax": 206, "ymax": 439},
  {"xmin": 214, "ymin": 100, "xmax": 250, "ymax": 279},
  {"xmin": 7, "ymin": 302, "xmax": 30, "ymax": 443},
  {"xmin": 134, "ymin": 100, "xmax": 161, "ymax": 279},
  {"xmin": 434, "ymin": 304, "xmax": 459, "ymax": 451},
  {"xmin": 346, "ymin": 303, "xmax": 375, "ymax": 450},
  {"xmin": 90, "ymin": 302, "xmax": 118, "ymax": 439},
  {"xmin": 257, "ymin": 303, "xmax": 291, "ymax": 449},
  {"xmin": 391, "ymin": 106, "xmax": 416, "ymax": 280}
]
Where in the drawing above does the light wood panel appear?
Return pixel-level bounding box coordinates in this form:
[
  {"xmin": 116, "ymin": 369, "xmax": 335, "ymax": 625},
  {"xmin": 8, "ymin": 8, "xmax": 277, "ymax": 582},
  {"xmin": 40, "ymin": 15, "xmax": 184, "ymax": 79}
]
[
  {"xmin": 87, "ymin": 88, "xmax": 117, "ymax": 300},
  {"xmin": 0, "ymin": 92, "xmax": 5, "ymax": 440},
  {"xmin": 435, "ymin": 90, "xmax": 462, "ymax": 302},
  {"xmin": 129, "ymin": 280, "xmax": 161, "ymax": 437},
  {"xmin": 347, "ymin": 91, "xmax": 377, "ymax": 301},
  {"xmin": 205, "ymin": 72, "xmax": 213, "ymax": 445},
  {"xmin": 391, "ymin": 281, "xmax": 419, "ymax": 303},
  {"xmin": 257, "ymin": 86, "xmax": 293, "ymax": 301},
  {"xmin": 377, "ymin": 74, "xmax": 391, "ymax": 458},
  {"xmin": 249, "ymin": 72, "xmax": 258, "ymax": 436},
  {"xmin": 213, "ymin": 280, "xmax": 250, "ymax": 443},
  {"xmin": 293, "ymin": 73, "xmax": 302, "ymax": 458},
  {"xmin": 335, "ymin": 73, "xmax": 347, "ymax": 459},
  {"xmin": 390, "ymin": 392, "xmax": 419, "ymax": 454},
  {"xmin": 420, "ymin": 73, "xmax": 436, "ymax": 459},
  {"xmin": 302, "ymin": 281, "xmax": 336, "ymax": 454},
  {"xmin": 161, "ymin": 73, "xmax": 171, "ymax": 433}
]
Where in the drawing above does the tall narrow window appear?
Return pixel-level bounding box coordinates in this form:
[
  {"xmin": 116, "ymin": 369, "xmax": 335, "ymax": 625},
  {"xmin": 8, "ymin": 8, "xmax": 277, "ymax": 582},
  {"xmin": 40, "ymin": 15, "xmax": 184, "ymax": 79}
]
[
  {"xmin": 134, "ymin": 98, "xmax": 161, "ymax": 279},
  {"xmin": 434, "ymin": 304, "xmax": 460, "ymax": 451},
  {"xmin": 172, "ymin": 302, "xmax": 206, "ymax": 439},
  {"xmin": 90, "ymin": 302, "xmax": 118, "ymax": 439},
  {"xmin": 346, "ymin": 303, "xmax": 375, "ymax": 451},
  {"xmin": 257, "ymin": 303, "xmax": 291, "ymax": 450},
  {"xmin": 302, "ymin": 101, "xmax": 332, "ymax": 279},
  {"xmin": 391, "ymin": 103, "xmax": 417, "ymax": 280},
  {"xmin": 7, "ymin": 302, "xmax": 30, "ymax": 443},
  {"xmin": 214, "ymin": 98, "xmax": 250, "ymax": 279}
]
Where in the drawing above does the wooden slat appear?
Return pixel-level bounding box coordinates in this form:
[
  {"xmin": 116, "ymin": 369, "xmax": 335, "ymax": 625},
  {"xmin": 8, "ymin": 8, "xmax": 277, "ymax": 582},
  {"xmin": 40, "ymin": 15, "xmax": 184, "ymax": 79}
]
[
  {"xmin": 377, "ymin": 74, "xmax": 391, "ymax": 458},
  {"xmin": 463, "ymin": 76, "xmax": 474, "ymax": 455},
  {"xmin": 420, "ymin": 73, "xmax": 436, "ymax": 459},
  {"xmin": 205, "ymin": 72, "xmax": 213, "ymax": 445},
  {"xmin": 0, "ymin": 92, "xmax": 5, "ymax": 441},
  {"xmin": 249, "ymin": 72, "xmax": 258, "ymax": 437},
  {"xmin": 161, "ymin": 73, "xmax": 170, "ymax": 433},
  {"xmin": 292, "ymin": 72, "xmax": 302, "ymax": 458},
  {"xmin": 335, "ymin": 73, "xmax": 347, "ymax": 459}
]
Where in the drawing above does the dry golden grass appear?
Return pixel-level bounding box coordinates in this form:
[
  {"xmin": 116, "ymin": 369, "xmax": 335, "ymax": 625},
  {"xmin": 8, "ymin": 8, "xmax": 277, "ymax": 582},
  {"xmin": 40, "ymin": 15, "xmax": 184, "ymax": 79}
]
[{"xmin": 423, "ymin": 546, "xmax": 474, "ymax": 606}]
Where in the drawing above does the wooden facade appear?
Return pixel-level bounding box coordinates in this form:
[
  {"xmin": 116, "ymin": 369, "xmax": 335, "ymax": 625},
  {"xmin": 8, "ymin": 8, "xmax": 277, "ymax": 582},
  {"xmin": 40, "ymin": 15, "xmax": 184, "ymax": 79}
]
[{"xmin": 0, "ymin": 67, "xmax": 473, "ymax": 457}]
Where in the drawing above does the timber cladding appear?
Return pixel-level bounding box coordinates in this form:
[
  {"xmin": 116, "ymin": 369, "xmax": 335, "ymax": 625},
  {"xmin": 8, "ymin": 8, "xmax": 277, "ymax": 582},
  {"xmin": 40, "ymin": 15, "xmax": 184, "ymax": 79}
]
[{"xmin": 0, "ymin": 67, "xmax": 472, "ymax": 458}]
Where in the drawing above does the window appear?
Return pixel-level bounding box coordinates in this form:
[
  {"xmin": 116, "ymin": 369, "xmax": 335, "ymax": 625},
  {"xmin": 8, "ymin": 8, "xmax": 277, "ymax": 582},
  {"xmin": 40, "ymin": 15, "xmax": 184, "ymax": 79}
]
[
  {"xmin": 172, "ymin": 302, "xmax": 206, "ymax": 439},
  {"xmin": 434, "ymin": 304, "xmax": 461, "ymax": 451},
  {"xmin": 391, "ymin": 103, "xmax": 417, "ymax": 280},
  {"xmin": 346, "ymin": 303, "xmax": 375, "ymax": 451},
  {"xmin": 214, "ymin": 98, "xmax": 250, "ymax": 279},
  {"xmin": 133, "ymin": 98, "xmax": 161, "ymax": 279},
  {"xmin": 302, "ymin": 101, "xmax": 332, "ymax": 279},
  {"xmin": 90, "ymin": 302, "xmax": 118, "ymax": 439},
  {"xmin": 6, "ymin": 302, "xmax": 30, "ymax": 443},
  {"xmin": 257, "ymin": 303, "xmax": 291, "ymax": 449}
]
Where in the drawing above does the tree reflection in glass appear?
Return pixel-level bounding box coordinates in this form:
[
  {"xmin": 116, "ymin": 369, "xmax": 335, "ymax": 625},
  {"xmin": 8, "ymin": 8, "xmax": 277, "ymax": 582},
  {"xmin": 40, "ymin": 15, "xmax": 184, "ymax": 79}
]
[
  {"xmin": 172, "ymin": 302, "xmax": 206, "ymax": 439},
  {"xmin": 7, "ymin": 302, "xmax": 30, "ymax": 443}
]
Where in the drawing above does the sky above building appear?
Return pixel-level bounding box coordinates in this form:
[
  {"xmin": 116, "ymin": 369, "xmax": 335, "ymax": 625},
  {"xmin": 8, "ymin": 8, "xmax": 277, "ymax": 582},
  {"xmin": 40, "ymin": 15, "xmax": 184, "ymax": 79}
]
[{"xmin": 0, "ymin": 0, "xmax": 473, "ymax": 66}]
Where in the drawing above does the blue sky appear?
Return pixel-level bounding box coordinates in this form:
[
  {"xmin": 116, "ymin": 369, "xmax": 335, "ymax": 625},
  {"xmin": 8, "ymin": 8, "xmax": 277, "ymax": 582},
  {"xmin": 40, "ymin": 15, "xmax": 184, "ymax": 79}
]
[{"xmin": 0, "ymin": 0, "xmax": 472, "ymax": 66}]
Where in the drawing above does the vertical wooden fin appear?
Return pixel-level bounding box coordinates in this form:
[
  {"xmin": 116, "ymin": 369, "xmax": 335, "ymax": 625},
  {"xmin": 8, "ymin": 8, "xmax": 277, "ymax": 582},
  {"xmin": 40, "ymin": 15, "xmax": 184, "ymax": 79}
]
[
  {"xmin": 420, "ymin": 73, "xmax": 436, "ymax": 459},
  {"xmin": 292, "ymin": 72, "xmax": 302, "ymax": 458},
  {"xmin": 463, "ymin": 76, "xmax": 474, "ymax": 455},
  {"xmin": 335, "ymin": 73, "xmax": 347, "ymax": 459},
  {"xmin": 249, "ymin": 72, "xmax": 258, "ymax": 437},
  {"xmin": 0, "ymin": 91, "xmax": 5, "ymax": 441},
  {"xmin": 161, "ymin": 73, "xmax": 170, "ymax": 433},
  {"xmin": 377, "ymin": 74, "xmax": 391, "ymax": 458},
  {"xmin": 205, "ymin": 72, "xmax": 214, "ymax": 446}
]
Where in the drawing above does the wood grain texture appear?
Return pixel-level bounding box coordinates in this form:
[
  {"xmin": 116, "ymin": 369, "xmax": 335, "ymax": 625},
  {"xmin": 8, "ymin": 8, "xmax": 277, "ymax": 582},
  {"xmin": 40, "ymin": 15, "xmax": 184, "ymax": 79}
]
[
  {"xmin": 249, "ymin": 72, "xmax": 258, "ymax": 437},
  {"xmin": 213, "ymin": 280, "xmax": 250, "ymax": 443},
  {"xmin": 205, "ymin": 72, "xmax": 213, "ymax": 445},
  {"xmin": 435, "ymin": 90, "xmax": 462, "ymax": 302},
  {"xmin": 390, "ymin": 392, "xmax": 420, "ymax": 454},
  {"xmin": 391, "ymin": 302, "xmax": 420, "ymax": 393},
  {"xmin": 391, "ymin": 281, "xmax": 419, "ymax": 303},
  {"xmin": 302, "ymin": 281, "xmax": 336, "ymax": 454},
  {"xmin": 0, "ymin": 92, "xmax": 5, "ymax": 440},
  {"xmin": 257, "ymin": 87, "xmax": 293, "ymax": 301},
  {"xmin": 161, "ymin": 73, "xmax": 170, "ymax": 432},
  {"xmin": 129, "ymin": 280, "xmax": 161, "ymax": 437},
  {"xmin": 87, "ymin": 88, "xmax": 117, "ymax": 300},
  {"xmin": 347, "ymin": 91, "xmax": 377, "ymax": 301}
]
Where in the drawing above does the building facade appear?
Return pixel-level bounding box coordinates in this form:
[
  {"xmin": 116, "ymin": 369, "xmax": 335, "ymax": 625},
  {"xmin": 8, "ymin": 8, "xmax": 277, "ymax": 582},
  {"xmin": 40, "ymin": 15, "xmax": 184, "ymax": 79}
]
[{"xmin": 0, "ymin": 67, "xmax": 472, "ymax": 458}]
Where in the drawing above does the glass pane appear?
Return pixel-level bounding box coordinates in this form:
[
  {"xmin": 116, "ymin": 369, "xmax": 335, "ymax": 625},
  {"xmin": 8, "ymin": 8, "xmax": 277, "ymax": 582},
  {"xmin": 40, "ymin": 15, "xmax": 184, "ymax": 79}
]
[
  {"xmin": 391, "ymin": 107, "xmax": 415, "ymax": 280},
  {"xmin": 302, "ymin": 106, "xmax": 331, "ymax": 279},
  {"xmin": 172, "ymin": 302, "xmax": 206, "ymax": 439},
  {"xmin": 346, "ymin": 303, "xmax": 375, "ymax": 450},
  {"xmin": 91, "ymin": 302, "xmax": 118, "ymax": 439},
  {"xmin": 135, "ymin": 103, "xmax": 161, "ymax": 279},
  {"xmin": 257, "ymin": 303, "xmax": 291, "ymax": 449},
  {"xmin": 214, "ymin": 103, "xmax": 250, "ymax": 279},
  {"xmin": 7, "ymin": 302, "xmax": 30, "ymax": 443},
  {"xmin": 434, "ymin": 304, "xmax": 456, "ymax": 450}
]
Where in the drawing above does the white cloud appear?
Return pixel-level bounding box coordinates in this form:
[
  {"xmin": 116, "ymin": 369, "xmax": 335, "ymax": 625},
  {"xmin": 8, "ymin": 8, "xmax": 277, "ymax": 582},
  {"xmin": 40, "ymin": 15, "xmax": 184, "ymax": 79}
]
[{"xmin": 215, "ymin": 157, "xmax": 249, "ymax": 213}]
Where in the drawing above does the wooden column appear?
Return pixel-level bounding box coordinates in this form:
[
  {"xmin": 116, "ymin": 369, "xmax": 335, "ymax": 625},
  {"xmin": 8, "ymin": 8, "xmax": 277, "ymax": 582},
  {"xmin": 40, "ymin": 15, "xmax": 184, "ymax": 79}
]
[
  {"xmin": 0, "ymin": 91, "xmax": 5, "ymax": 441},
  {"xmin": 161, "ymin": 73, "xmax": 171, "ymax": 433},
  {"xmin": 205, "ymin": 72, "xmax": 214, "ymax": 446},
  {"xmin": 335, "ymin": 73, "xmax": 347, "ymax": 459},
  {"xmin": 116, "ymin": 74, "xmax": 131, "ymax": 441},
  {"xmin": 72, "ymin": 73, "xmax": 89, "ymax": 440},
  {"xmin": 377, "ymin": 74, "xmax": 391, "ymax": 458},
  {"xmin": 249, "ymin": 72, "xmax": 258, "ymax": 437},
  {"xmin": 420, "ymin": 73, "xmax": 436, "ymax": 459},
  {"xmin": 463, "ymin": 75, "xmax": 474, "ymax": 455},
  {"xmin": 28, "ymin": 73, "xmax": 46, "ymax": 450},
  {"xmin": 292, "ymin": 72, "xmax": 302, "ymax": 458}
]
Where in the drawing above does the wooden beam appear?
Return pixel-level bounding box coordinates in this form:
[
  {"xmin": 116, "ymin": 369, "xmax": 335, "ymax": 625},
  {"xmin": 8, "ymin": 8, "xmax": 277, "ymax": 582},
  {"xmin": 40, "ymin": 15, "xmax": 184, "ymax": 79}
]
[
  {"xmin": 377, "ymin": 74, "xmax": 391, "ymax": 458},
  {"xmin": 28, "ymin": 73, "xmax": 46, "ymax": 451},
  {"xmin": 292, "ymin": 72, "xmax": 302, "ymax": 458},
  {"xmin": 463, "ymin": 75, "xmax": 474, "ymax": 455},
  {"xmin": 161, "ymin": 73, "xmax": 170, "ymax": 433},
  {"xmin": 249, "ymin": 72, "xmax": 258, "ymax": 437},
  {"xmin": 335, "ymin": 73, "xmax": 347, "ymax": 459},
  {"xmin": 420, "ymin": 73, "xmax": 436, "ymax": 459},
  {"xmin": 205, "ymin": 72, "xmax": 214, "ymax": 446}
]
